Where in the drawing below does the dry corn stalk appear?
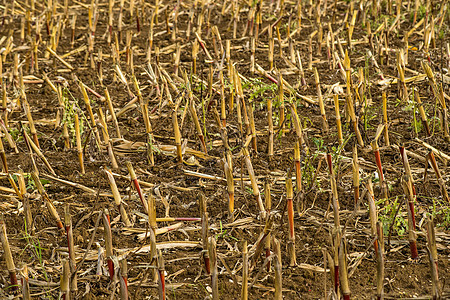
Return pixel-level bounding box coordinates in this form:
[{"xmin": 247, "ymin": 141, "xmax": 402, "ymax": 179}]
[
  {"xmin": 422, "ymin": 61, "xmax": 449, "ymax": 141},
  {"xmin": 247, "ymin": 99, "xmax": 258, "ymax": 152},
  {"xmin": 314, "ymin": 67, "xmax": 328, "ymax": 132},
  {"xmin": 219, "ymin": 69, "xmax": 226, "ymax": 127},
  {"xmin": 401, "ymin": 175, "xmax": 418, "ymax": 259},
  {"xmin": 188, "ymin": 96, "xmax": 207, "ymax": 154},
  {"xmin": 264, "ymin": 180, "xmax": 272, "ymax": 270},
  {"xmin": 400, "ymin": 146, "xmax": 417, "ymax": 224},
  {"xmin": 243, "ymin": 147, "xmax": 265, "ymax": 217},
  {"xmin": 286, "ymin": 177, "xmax": 296, "ymax": 266},
  {"xmin": 74, "ymin": 113, "xmax": 84, "ymax": 174},
  {"xmin": 78, "ymin": 81, "xmax": 101, "ymax": 146},
  {"xmin": 273, "ymin": 237, "xmax": 282, "ymax": 300},
  {"xmin": 327, "ymin": 153, "xmax": 340, "ymax": 228},
  {"xmin": 64, "ymin": 204, "xmax": 77, "ymax": 294},
  {"xmin": 104, "ymin": 168, "xmax": 131, "ymax": 227},
  {"xmin": 209, "ymin": 236, "xmax": 218, "ymax": 300},
  {"xmin": 278, "ymin": 72, "xmax": 285, "ymax": 135},
  {"xmin": 0, "ymin": 220, "xmax": 18, "ymax": 292},
  {"xmin": 223, "ymin": 152, "xmax": 235, "ymax": 217},
  {"xmin": 333, "ymin": 94, "xmax": 343, "ymax": 144},
  {"xmin": 366, "ymin": 179, "xmax": 379, "ymax": 256},
  {"xmin": 338, "ymin": 239, "xmax": 350, "ymax": 300},
  {"xmin": 200, "ymin": 193, "xmax": 210, "ymax": 275},
  {"xmin": 241, "ymin": 240, "xmax": 248, "ymax": 300},
  {"xmin": 396, "ymin": 51, "xmax": 408, "ymax": 102},
  {"xmin": 376, "ymin": 222, "xmax": 385, "ymax": 300},
  {"xmin": 268, "ymin": 26, "xmax": 274, "ymax": 69},
  {"xmin": 252, "ymin": 213, "xmax": 274, "ymax": 269},
  {"xmin": 104, "ymin": 87, "xmax": 121, "ymax": 139},
  {"xmin": 46, "ymin": 47, "xmax": 74, "ymax": 70},
  {"xmin": 147, "ymin": 192, "xmax": 158, "ymax": 283},
  {"xmin": 98, "ymin": 108, "xmax": 118, "ymax": 169},
  {"xmin": 382, "ymin": 92, "xmax": 390, "ymax": 146},
  {"xmin": 17, "ymin": 170, "xmax": 33, "ymax": 232},
  {"xmin": 289, "ymin": 104, "xmax": 305, "ymax": 150},
  {"xmin": 267, "ymin": 95, "xmax": 274, "ymax": 160},
  {"xmin": 0, "ymin": 134, "xmax": 7, "ymax": 173},
  {"xmin": 157, "ymin": 250, "xmax": 166, "ymax": 300},
  {"xmin": 352, "ymin": 145, "xmax": 360, "ymax": 208},
  {"xmin": 60, "ymin": 259, "xmax": 70, "ymax": 300},
  {"xmin": 102, "ymin": 209, "xmax": 114, "ymax": 280},
  {"xmin": 21, "ymin": 265, "xmax": 30, "ymax": 300},
  {"xmin": 294, "ymin": 141, "xmax": 302, "ymax": 192},
  {"xmin": 31, "ymin": 171, "xmax": 64, "ymax": 231},
  {"xmin": 132, "ymin": 76, "xmax": 154, "ymax": 165},
  {"xmin": 343, "ymin": 50, "xmax": 364, "ymax": 146},
  {"xmin": 22, "ymin": 127, "xmax": 55, "ymax": 175},
  {"xmin": 22, "ymin": 96, "xmax": 40, "ymax": 149},
  {"xmin": 426, "ymin": 216, "xmax": 441, "ymax": 299},
  {"xmin": 415, "ymin": 90, "xmax": 431, "ymax": 136},
  {"xmin": 8, "ymin": 173, "xmax": 21, "ymax": 200},
  {"xmin": 372, "ymin": 139, "xmax": 388, "ymax": 201},
  {"xmin": 427, "ymin": 151, "xmax": 449, "ymax": 203},
  {"xmin": 126, "ymin": 161, "xmax": 148, "ymax": 214},
  {"xmin": 329, "ymin": 232, "xmax": 340, "ymax": 295},
  {"xmin": 172, "ymin": 108, "xmax": 183, "ymax": 163},
  {"xmin": 119, "ymin": 259, "xmax": 129, "ymax": 300}
]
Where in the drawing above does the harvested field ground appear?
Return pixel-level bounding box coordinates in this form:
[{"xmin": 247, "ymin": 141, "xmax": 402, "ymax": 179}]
[{"xmin": 0, "ymin": 0, "xmax": 450, "ymax": 299}]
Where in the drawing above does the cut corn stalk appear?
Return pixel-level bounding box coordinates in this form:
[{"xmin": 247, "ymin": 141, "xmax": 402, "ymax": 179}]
[
  {"xmin": 157, "ymin": 250, "xmax": 166, "ymax": 300},
  {"xmin": 338, "ymin": 239, "xmax": 350, "ymax": 300},
  {"xmin": 314, "ymin": 67, "xmax": 328, "ymax": 132},
  {"xmin": 382, "ymin": 92, "xmax": 390, "ymax": 146},
  {"xmin": 267, "ymin": 96, "xmax": 274, "ymax": 160},
  {"xmin": 343, "ymin": 50, "xmax": 364, "ymax": 146},
  {"xmin": 366, "ymin": 179, "xmax": 379, "ymax": 256},
  {"xmin": 21, "ymin": 265, "xmax": 30, "ymax": 300},
  {"xmin": 294, "ymin": 141, "xmax": 302, "ymax": 192},
  {"xmin": 31, "ymin": 171, "xmax": 64, "ymax": 231},
  {"xmin": 427, "ymin": 151, "xmax": 449, "ymax": 203},
  {"xmin": 200, "ymin": 194, "xmax": 210, "ymax": 275},
  {"xmin": 376, "ymin": 222, "xmax": 385, "ymax": 300},
  {"xmin": 60, "ymin": 259, "xmax": 70, "ymax": 300},
  {"xmin": 352, "ymin": 145, "xmax": 360, "ymax": 208},
  {"xmin": 172, "ymin": 108, "xmax": 183, "ymax": 163},
  {"xmin": 126, "ymin": 161, "xmax": 148, "ymax": 214},
  {"xmin": 415, "ymin": 91, "xmax": 431, "ymax": 136},
  {"xmin": 223, "ymin": 152, "xmax": 235, "ymax": 217},
  {"xmin": 327, "ymin": 153, "xmax": 340, "ymax": 228},
  {"xmin": 0, "ymin": 220, "xmax": 18, "ymax": 292},
  {"xmin": 371, "ymin": 139, "xmax": 388, "ymax": 201},
  {"xmin": 22, "ymin": 127, "xmax": 55, "ymax": 175},
  {"xmin": 333, "ymin": 94, "xmax": 343, "ymax": 144},
  {"xmin": 426, "ymin": 216, "xmax": 441, "ymax": 299},
  {"xmin": 209, "ymin": 237, "xmax": 218, "ymax": 300},
  {"xmin": 242, "ymin": 147, "xmax": 265, "ymax": 217},
  {"xmin": 286, "ymin": 177, "xmax": 296, "ymax": 266},
  {"xmin": 102, "ymin": 209, "xmax": 114, "ymax": 280},
  {"xmin": 241, "ymin": 240, "xmax": 248, "ymax": 300},
  {"xmin": 74, "ymin": 113, "xmax": 84, "ymax": 174},
  {"xmin": 104, "ymin": 168, "xmax": 132, "ymax": 227},
  {"xmin": 119, "ymin": 259, "xmax": 129, "ymax": 300},
  {"xmin": 0, "ymin": 135, "xmax": 8, "ymax": 173},
  {"xmin": 401, "ymin": 175, "xmax": 418, "ymax": 259},
  {"xmin": 64, "ymin": 204, "xmax": 77, "ymax": 294},
  {"xmin": 400, "ymin": 146, "xmax": 417, "ymax": 224},
  {"xmin": 264, "ymin": 180, "xmax": 272, "ymax": 271},
  {"xmin": 273, "ymin": 237, "xmax": 282, "ymax": 300}
]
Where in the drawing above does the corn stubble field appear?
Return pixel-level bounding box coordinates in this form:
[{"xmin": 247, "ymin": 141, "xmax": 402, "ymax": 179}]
[{"xmin": 0, "ymin": 0, "xmax": 450, "ymax": 299}]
